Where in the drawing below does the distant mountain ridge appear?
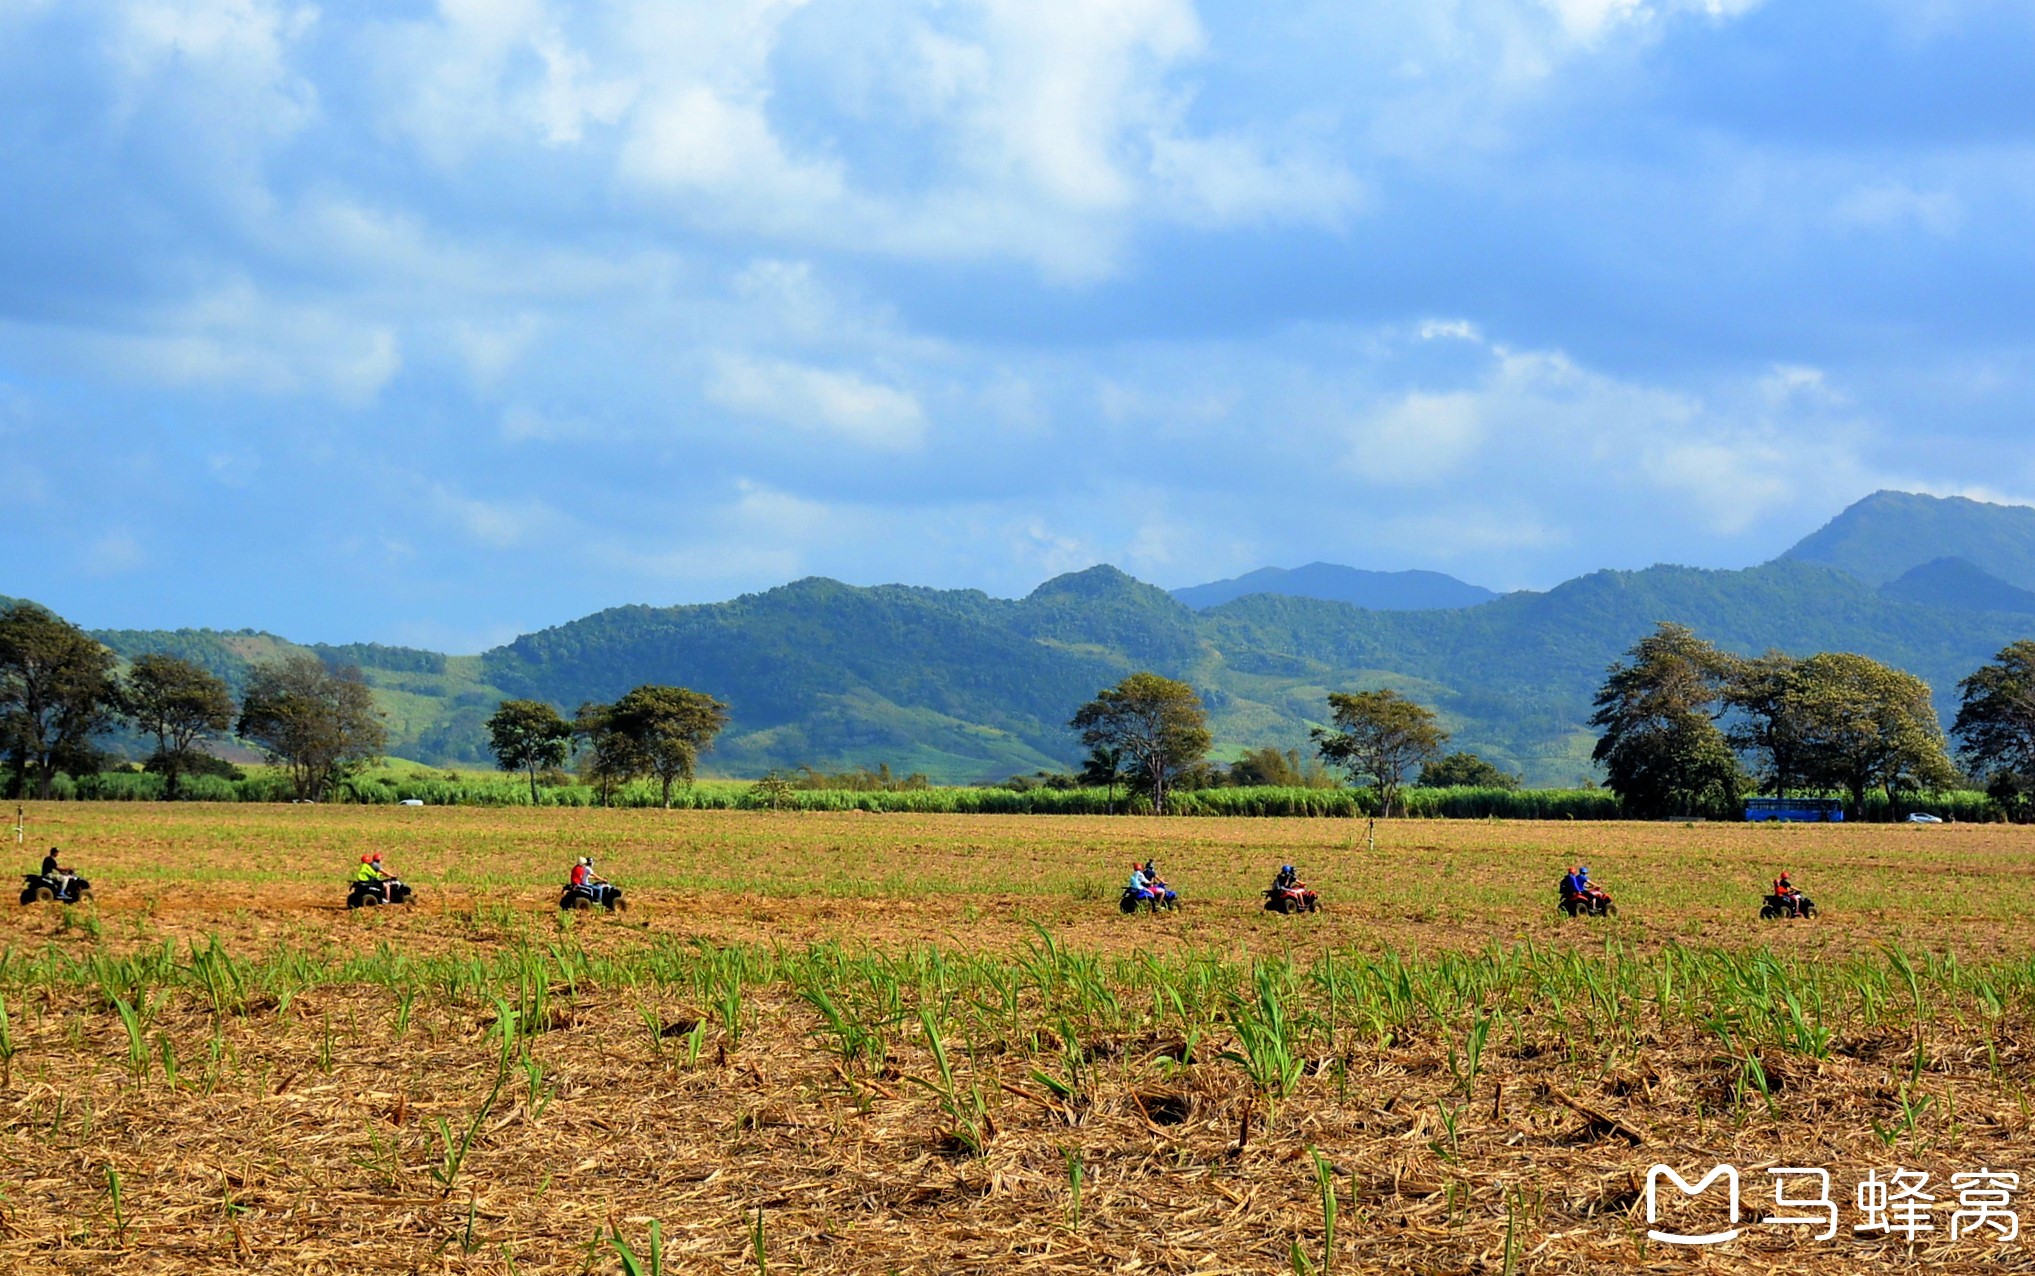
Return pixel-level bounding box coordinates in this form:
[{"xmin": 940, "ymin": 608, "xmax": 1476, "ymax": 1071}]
[
  {"xmin": 1172, "ymin": 563, "xmax": 1497, "ymax": 611},
  {"xmin": 1880, "ymin": 557, "xmax": 2035, "ymax": 614},
  {"xmin": 1780, "ymin": 489, "xmax": 2035, "ymax": 588},
  {"xmin": 26, "ymin": 489, "xmax": 2035, "ymax": 786}
]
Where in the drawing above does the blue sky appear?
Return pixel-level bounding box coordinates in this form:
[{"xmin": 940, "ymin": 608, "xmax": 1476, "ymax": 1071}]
[{"xmin": 4, "ymin": 0, "xmax": 2033, "ymax": 650}]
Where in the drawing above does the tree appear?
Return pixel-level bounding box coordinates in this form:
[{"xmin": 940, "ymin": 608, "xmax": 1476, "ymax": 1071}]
[
  {"xmin": 0, "ymin": 603, "xmax": 120, "ymax": 799},
  {"xmin": 605, "ymin": 685, "xmax": 731, "ymax": 808},
  {"xmin": 1786, "ymin": 652, "xmax": 1957, "ymax": 815},
  {"xmin": 236, "ymin": 654, "xmax": 388, "ymax": 801},
  {"xmin": 1590, "ymin": 624, "xmax": 1744, "ymax": 818},
  {"xmin": 573, "ymin": 701, "xmax": 640, "ymax": 807},
  {"xmin": 1416, "ymin": 751, "xmax": 1522, "ymax": 790},
  {"xmin": 120, "ymin": 653, "xmax": 235, "ymax": 800},
  {"xmin": 486, "ymin": 699, "xmax": 575, "ymax": 804},
  {"xmin": 1225, "ymin": 746, "xmax": 1336, "ymax": 788},
  {"xmin": 1078, "ymin": 744, "xmax": 1124, "ymax": 813},
  {"xmin": 1312, "ymin": 688, "xmax": 1448, "ymax": 817},
  {"xmin": 1069, "ymin": 673, "xmax": 1211, "ymax": 815},
  {"xmin": 1954, "ymin": 640, "xmax": 2035, "ymax": 819},
  {"xmin": 1723, "ymin": 651, "xmax": 1814, "ymax": 798}
]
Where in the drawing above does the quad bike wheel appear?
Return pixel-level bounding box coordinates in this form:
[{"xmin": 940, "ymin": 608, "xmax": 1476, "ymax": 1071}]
[
  {"xmin": 1275, "ymin": 895, "xmax": 1298, "ymax": 915},
  {"xmin": 1760, "ymin": 904, "xmax": 1779, "ymax": 920},
  {"xmin": 30, "ymin": 884, "xmax": 53, "ymax": 903},
  {"xmin": 567, "ymin": 895, "xmax": 591, "ymax": 911},
  {"xmin": 73, "ymin": 888, "xmax": 91, "ymax": 903},
  {"xmin": 1118, "ymin": 894, "xmax": 1138, "ymax": 915}
]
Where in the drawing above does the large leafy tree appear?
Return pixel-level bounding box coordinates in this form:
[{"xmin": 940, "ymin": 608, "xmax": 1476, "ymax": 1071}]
[
  {"xmin": 1590, "ymin": 623, "xmax": 1745, "ymax": 818},
  {"xmin": 1069, "ymin": 673, "xmax": 1210, "ymax": 815},
  {"xmin": 236, "ymin": 654, "xmax": 389, "ymax": 801},
  {"xmin": 1787, "ymin": 652, "xmax": 1958, "ymax": 815},
  {"xmin": 486, "ymin": 699, "xmax": 575, "ymax": 804},
  {"xmin": 0, "ymin": 603, "xmax": 120, "ymax": 799},
  {"xmin": 1954, "ymin": 640, "xmax": 2035, "ymax": 820},
  {"xmin": 1416, "ymin": 751, "xmax": 1521, "ymax": 791},
  {"xmin": 1312, "ymin": 688, "xmax": 1448, "ymax": 817},
  {"xmin": 573, "ymin": 701, "xmax": 641, "ymax": 807},
  {"xmin": 604, "ymin": 685, "xmax": 731, "ymax": 808},
  {"xmin": 121, "ymin": 653, "xmax": 235, "ymax": 800},
  {"xmin": 1723, "ymin": 651, "xmax": 1815, "ymax": 798}
]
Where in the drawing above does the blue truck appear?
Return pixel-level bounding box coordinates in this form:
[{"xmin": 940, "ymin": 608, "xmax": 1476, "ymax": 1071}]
[{"xmin": 1744, "ymin": 797, "xmax": 1845, "ymax": 822}]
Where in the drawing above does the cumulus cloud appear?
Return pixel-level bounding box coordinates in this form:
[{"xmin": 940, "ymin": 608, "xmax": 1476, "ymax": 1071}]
[
  {"xmin": 706, "ymin": 354, "xmax": 928, "ymax": 450},
  {"xmin": 1348, "ymin": 391, "xmax": 1485, "ymax": 485},
  {"xmin": 63, "ymin": 280, "xmax": 402, "ymax": 404},
  {"xmin": 2, "ymin": 0, "xmax": 2032, "ymax": 645}
]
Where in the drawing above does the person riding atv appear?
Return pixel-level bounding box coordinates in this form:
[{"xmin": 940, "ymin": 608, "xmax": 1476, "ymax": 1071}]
[
  {"xmin": 1760, "ymin": 872, "xmax": 1817, "ymax": 920},
  {"xmin": 20, "ymin": 846, "xmax": 90, "ymax": 905},
  {"xmin": 560, "ymin": 857, "xmax": 626, "ymax": 912},
  {"xmin": 1558, "ymin": 864, "xmax": 1616, "ymax": 917},
  {"xmin": 346, "ymin": 853, "xmax": 412, "ymax": 908},
  {"xmin": 1119, "ymin": 861, "xmax": 1179, "ymax": 914},
  {"xmin": 1263, "ymin": 864, "xmax": 1320, "ymax": 914}
]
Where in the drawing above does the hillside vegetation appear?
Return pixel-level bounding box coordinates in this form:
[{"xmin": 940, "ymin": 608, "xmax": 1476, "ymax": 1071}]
[{"xmin": 54, "ymin": 492, "xmax": 2035, "ymax": 785}]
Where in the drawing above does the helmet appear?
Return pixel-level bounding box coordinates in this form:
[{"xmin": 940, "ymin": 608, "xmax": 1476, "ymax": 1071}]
[
  {"xmin": 370, "ymin": 853, "xmax": 383, "ymax": 864},
  {"xmin": 1577, "ymin": 865, "xmax": 1589, "ymax": 875},
  {"xmin": 361, "ymin": 853, "xmax": 376, "ymax": 864},
  {"xmin": 577, "ymin": 857, "xmax": 591, "ymax": 867},
  {"xmin": 1779, "ymin": 872, "xmax": 1790, "ymax": 883}
]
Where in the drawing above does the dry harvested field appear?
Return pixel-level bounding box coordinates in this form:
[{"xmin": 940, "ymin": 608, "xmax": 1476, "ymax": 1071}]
[{"xmin": 3, "ymin": 803, "xmax": 2035, "ymax": 1274}]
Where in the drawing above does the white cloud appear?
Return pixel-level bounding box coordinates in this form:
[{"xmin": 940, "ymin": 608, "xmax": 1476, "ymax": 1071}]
[
  {"xmin": 1835, "ymin": 183, "xmax": 1965, "ymax": 238},
  {"xmin": 425, "ymin": 483, "xmax": 565, "ymax": 549},
  {"xmin": 707, "ymin": 353, "xmax": 928, "ymax": 449},
  {"xmin": 81, "ymin": 529, "xmax": 147, "ymax": 578},
  {"xmin": 371, "ymin": 0, "xmax": 634, "ymax": 162},
  {"xmin": 1541, "ymin": 0, "xmax": 1765, "ymax": 42},
  {"xmin": 71, "ymin": 280, "xmax": 402, "ymax": 405},
  {"xmin": 620, "ymin": 86, "xmax": 847, "ymax": 210},
  {"xmin": 1148, "ymin": 131, "xmax": 1364, "ymax": 227},
  {"xmin": 453, "ymin": 315, "xmax": 543, "ymax": 390},
  {"xmin": 1419, "ymin": 319, "xmax": 1483, "ymax": 342},
  {"xmin": 1348, "ymin": 391, "xmax": 1485, "ymax": 485},
  {"xmin": 499, "ymin": 404, "xmax": 602, "ymax": 442}
]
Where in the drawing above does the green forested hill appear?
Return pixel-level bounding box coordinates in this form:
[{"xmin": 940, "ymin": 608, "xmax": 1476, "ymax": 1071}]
[
  {"xmin": 467, "ymin": 559, "xmax": 2033, "ymax": 785},
  {"xmin": 31, "ymin": 492, "xmax": 2035, "ymax": 785},
  {"xmin": 1781, "ymin": 490, "xmax": 2035, "ymax": 588}
]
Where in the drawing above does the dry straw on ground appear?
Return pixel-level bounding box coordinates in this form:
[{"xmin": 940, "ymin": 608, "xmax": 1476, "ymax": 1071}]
[{"xmin": 1, "ymin": 804, "xmax": 2031, "ymax": 1273}]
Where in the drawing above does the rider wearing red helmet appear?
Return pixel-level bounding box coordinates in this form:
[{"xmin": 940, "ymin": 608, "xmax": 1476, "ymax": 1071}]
[{"xmin": 352, "ymin": 852, "xmax": 391, "ymax": 903}]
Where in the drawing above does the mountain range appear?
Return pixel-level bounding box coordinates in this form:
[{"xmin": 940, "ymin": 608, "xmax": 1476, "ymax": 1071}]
[{"xmin": 52, "ymin": 490, "xmax": 2035, "ymax": 786}]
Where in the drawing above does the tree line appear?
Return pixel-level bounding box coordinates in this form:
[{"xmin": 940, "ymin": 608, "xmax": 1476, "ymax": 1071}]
[
  {"xmin": 1590, "ymin": 622, "xmax": 2035, "ymax": 819},
  {"xmin": 1066, "ymin": 671, "xmax": 1466, "ymax": 816},
  {"xmin": 485, "ymin": 690, "xmax": 728, "ymax": 808},
  {"xmin": 0, "ymin": 600, "xmax": 728, "ymax": 806},
  {"xmin": 22, "ymin": 588, "xmax": 2035, "ymax": 819},
  {"xmin": 0, "ymin": 602, "xmax": 387, "ymax": 801}
]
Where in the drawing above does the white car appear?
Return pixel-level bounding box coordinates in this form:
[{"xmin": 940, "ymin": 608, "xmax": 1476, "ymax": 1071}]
[
  {"xmin": 399, "ymin": 798, "xmax": 426, "ymax": 807},
  {"xmin": 1905, "ymin": 812, "xmax": 1943, "ymax": 824}
]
